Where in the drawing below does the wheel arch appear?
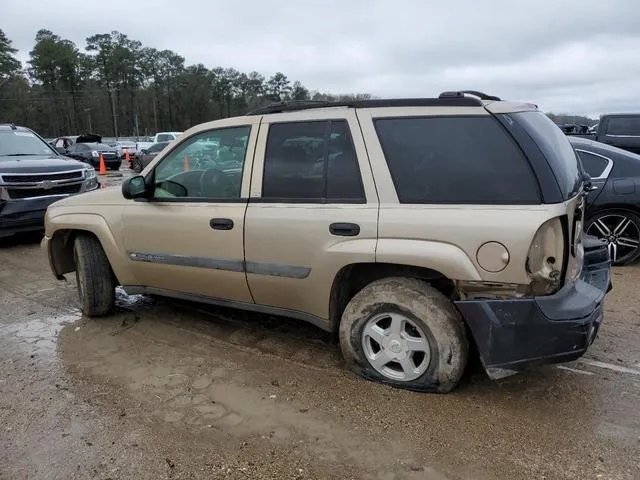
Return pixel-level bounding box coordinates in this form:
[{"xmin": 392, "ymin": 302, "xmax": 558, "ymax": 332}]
[
  {"xmin": 587, "ymin": 203, "xmax": 640, "ymax": 218},
  {"xmin": 328, "ymin": 262, "xmax": 456, "ymax": 332},
  {"xmin": 46, "ymin": 214, "xmax": 134, "ymax": 285}
]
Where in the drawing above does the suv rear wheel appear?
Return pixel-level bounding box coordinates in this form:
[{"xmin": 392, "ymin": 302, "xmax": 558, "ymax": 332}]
[
  {"xmin": 73, "ymin": 234, "xmax": 116, "ymax": 316},
  {"xmin": 339, "ymin": 277, "xmax": 468, "ymax": 393}
]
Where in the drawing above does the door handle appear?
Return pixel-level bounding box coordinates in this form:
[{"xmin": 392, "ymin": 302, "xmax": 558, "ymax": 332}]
[
  {"xmin": 329, "ymin": 222, "xmax": 360, "ymax": 237},
  {"xmin": 210, "ymin": 218, "xmax": 234, "ymax": 230}
]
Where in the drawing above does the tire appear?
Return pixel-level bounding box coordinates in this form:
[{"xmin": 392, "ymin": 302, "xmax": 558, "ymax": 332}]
[
  {"xmin": 132, "ymin": 157, "xmax": 143, "ymax": 173},
  {"xmin": 73, "ymin": 234, "xmax": 116, "ymax": 316},
  {"xmin": 339, "ymin": 277, "xmax": 468, "ymax": 393},
  {"xmin": 585, "ymin": 209, "xmax": 640, "ymax": 266}
]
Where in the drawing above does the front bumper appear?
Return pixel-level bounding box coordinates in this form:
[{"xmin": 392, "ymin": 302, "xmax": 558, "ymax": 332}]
[
  {"xmin": 455, "ymin": 236, "xmax": 612, "ymax": 379},
  {"xmin": 0, "ymin": 196, "xmax": 67, "ymax": 237}
]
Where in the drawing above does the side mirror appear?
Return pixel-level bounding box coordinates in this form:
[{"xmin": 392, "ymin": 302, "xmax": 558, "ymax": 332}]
[
  {"xmin": 55, "ymin": 146, "xmax": 67, "ymax": 154},
  {"xmin": 122, "ymin": 175, "xmax": 149, "ymax": 199}
]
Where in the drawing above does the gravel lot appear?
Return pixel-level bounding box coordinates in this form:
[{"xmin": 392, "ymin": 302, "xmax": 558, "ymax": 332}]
[{"xmin": 1, "ymin": 170, "xmax": 639, "ymax": 479}]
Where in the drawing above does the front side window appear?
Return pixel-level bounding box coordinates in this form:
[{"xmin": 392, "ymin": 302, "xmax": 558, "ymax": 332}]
[
  {"xmin": 374, "ymin": 116, "xmax": 540, "ymax": 204},
  {"xmin": 149, "ymin": 142, "xmax": 168, "ymax": 153},
  {"xmin": 262, "ymin": 120, "xmax": 364, "ymax": 202},
  {"xmin": 152, "ymin": 126, "xmax": 250, "ymax": 200}
]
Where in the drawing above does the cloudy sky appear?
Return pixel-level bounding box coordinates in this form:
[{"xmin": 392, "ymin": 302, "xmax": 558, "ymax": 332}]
[{"xmin": 2, "ymin": 0, "xmax": 640, "ymax": 117}]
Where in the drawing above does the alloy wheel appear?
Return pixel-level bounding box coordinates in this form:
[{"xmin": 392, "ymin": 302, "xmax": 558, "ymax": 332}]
[
  {"xmin": 586, "ymin": 213, "xmax": 640, "ymax": 265},
  {"xmin": 361, "ymin": 311, "xmax": 431, "ymax": 382}
]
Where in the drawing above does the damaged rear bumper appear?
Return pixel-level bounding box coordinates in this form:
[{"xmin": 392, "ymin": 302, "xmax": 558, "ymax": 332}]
[{"xmin": 454, "ymin": 236, "xmax": 612, "ymax": 380}]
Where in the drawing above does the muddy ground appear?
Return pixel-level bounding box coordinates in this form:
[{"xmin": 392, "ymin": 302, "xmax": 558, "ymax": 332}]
[{"xmin": 1, "ymin": 176, "xmax": 639, "ymax": 479}]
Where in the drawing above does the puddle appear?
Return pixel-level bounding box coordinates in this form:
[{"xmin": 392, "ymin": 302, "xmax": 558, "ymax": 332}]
[{"xmin": 0, "ymin": 312, "xmax": 81, "ymax": 360}]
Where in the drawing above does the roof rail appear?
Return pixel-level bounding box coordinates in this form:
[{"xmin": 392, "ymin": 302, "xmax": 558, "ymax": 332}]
[
  {"xmin": 439, "ymin": 90, "xmax": 502, "ymax": 101},
  {"xmin": 246, "ymin": 96, "xmax": 484, "ymax": 115}
]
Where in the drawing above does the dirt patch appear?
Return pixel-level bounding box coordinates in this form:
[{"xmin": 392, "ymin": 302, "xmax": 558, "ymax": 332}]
[{"xmin": 1, "ymin": 240, "xmax": 639, "ymax": 479}]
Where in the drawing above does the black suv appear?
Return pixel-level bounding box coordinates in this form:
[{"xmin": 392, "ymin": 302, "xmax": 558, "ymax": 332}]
[{"xmin": 0, "ymin": 124, "xmax": 100, "ymax": 238}]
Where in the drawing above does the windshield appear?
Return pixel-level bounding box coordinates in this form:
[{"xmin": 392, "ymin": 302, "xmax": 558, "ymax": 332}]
[
  {"xmin": 510, "ymin": 111, "xmax": 582, "ymax": 200},
  {"xmin": 0, "ymin": 130, "xmax": 57, "ymax": 158}
]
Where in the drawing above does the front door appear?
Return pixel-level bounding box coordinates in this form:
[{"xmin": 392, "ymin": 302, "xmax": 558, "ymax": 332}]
[{"xmin": 121, "ymin": 119, "xmax": 259, "ymax": 303}]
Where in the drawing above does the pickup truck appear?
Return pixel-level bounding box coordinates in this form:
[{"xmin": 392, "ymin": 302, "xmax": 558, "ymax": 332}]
[
  {"xmin": 562, "ymin": 113, "xmax": 640, "ymax": 154},
  {"xmin": 135, "ymin": 132, "xmax": 182, "ymax": 154}
]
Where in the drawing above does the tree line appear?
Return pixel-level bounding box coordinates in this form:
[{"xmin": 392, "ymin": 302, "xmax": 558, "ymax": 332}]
[
  {"xmin": 0, "ymin": 29, "xmax": 597, "ymax": 139},
  {"xmin": 0, "ymin": 29, "xmax": 372, "ymax": 138}
]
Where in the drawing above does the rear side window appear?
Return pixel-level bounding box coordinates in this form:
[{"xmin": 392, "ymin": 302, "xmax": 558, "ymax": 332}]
[
  {"xmin": 262, "ymin": 120, "xmax": 365, "ymax": 202},
  {"xmin": 575, "ymin": 150, "xmax": 610, "ymax": 178},
  {"xmin": 508, "ymin": 111, "xmax": 582, "ymax": 200},
  {"xmin": 605, "ymin": 117, "xmax": 640, "ymax": 136},
  {"xmin": 374, "ymin": 116, "xmax": 540, "ymax": 204}
]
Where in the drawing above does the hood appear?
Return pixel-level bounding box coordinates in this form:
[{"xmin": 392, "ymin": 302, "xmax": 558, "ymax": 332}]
[
  {"xmin": 0, "ymin": 155, "xmax": 88, "ymax": 174},
  {"xmin": 76, "ymin": 133, "xmax": 102, "ymax": 143},
  {"xmin": 50, "ymin": 184, "xmax": 126, "ymax": 209}
]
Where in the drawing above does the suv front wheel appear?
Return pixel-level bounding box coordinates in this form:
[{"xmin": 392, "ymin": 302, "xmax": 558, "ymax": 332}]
[
  {"xmin": 339, "ymin": 277, "xmax": 468, "ymax": 393},
  {"xmin": 73, "ymin": 234, "xmax": 116, "ymax": 316}
]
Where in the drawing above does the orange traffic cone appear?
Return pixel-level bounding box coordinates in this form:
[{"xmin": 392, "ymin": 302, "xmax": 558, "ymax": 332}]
[
  {"xmin": 183, "ymin": 153, "xmax": 190, "ymax": 171},
  {"xmin": 99, "ymin": 154, "xmax": 107, "ymax": 175},
  {"xmin": 124, "ymin": 149, "xmax": 130, "ymax": 168}
]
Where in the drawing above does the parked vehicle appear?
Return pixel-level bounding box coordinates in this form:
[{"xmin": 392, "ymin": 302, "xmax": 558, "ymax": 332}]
[
  {"xmin": 112, "ymin": 140, "xmax": 137, "ymax": 158},
  {"xmin": 63, "ymin": 138, "xmax": 121, "ymax": 170},
  {"xmin": 132, "ymin": 141, "xmax": 170, "ymax": 173},
  {"xmin": 559, "ymin": 124, "xmax": 591, "ymax": 135},
  {"xmin": 563, "ymin": 113, "xmax": 640, "ymax": 154},
  {"xmin": 570, "ymin": 136, "xmax": 640, "ymax": 265},
  {"xmin": 135, "ymin": 132, "xmax": 183, "ymax": 153},
  {"xmin": 42, "ymin": 92, "xmax": 611, "ymax": 393},
  {"xmin": 50, "ymin": 133, "xmax": 102, "ymax": 151},
  {"xmin": 0, "ymin": 124, "xmax": 99, "ymax": 238}
]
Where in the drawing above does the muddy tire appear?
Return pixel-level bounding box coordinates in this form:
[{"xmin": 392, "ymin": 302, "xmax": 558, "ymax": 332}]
[
  {"xmin": 339, "ymin": 277, "xmax": 468, "ymax": 393},
  {"xmin": 73, "ymin": 234, "xmax": 116, "ymax": 317}
]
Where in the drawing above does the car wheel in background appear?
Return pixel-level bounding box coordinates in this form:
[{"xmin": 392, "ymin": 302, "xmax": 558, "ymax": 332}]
[
  {"xmin": 585, "ymin": 209, "xmax": 640, "ymax": 266},
  {"xmin": 132, "ymin": 157, "xmax": 143, "ymax": 173}
]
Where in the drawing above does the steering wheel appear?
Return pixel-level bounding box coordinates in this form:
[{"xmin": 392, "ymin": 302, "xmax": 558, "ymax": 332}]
[{"xmin": 199, "ymin": 167, "xmax": 236, "ymax": 197}]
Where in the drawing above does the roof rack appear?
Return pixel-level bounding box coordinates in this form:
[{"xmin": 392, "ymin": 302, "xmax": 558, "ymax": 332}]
[
  {"xmin": 438, "ymin": 90, "xmax": 502, "ymax": 101},
  {"xmin": 245, "ymin": 96, "xmax": 485, "ymax": 115}
]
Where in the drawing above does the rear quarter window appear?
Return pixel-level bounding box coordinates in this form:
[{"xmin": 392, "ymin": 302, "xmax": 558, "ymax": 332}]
[
  {"xmin": 507, "ymin": 111, "xmax": 582, "ymax": 200},
  {"xmin": 373, "ymin": 116, "xmax": 540, "ymax": 204}
]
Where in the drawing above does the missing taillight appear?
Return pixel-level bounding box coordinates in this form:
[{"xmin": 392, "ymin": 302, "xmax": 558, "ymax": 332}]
[{"xmin": 526, "ymin": 217, "xmax": 565, "ymax": 295}]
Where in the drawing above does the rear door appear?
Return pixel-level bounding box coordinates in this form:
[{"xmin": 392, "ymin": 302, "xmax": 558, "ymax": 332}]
[{"xmin": 244, "ymin": 110, "xmax": 378, "ymax": 324}]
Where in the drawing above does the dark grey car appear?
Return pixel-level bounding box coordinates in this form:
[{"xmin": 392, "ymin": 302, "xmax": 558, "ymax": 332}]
[{"xmin": 133, "ymin": 141, "xmax": 170, "ymax": 173}]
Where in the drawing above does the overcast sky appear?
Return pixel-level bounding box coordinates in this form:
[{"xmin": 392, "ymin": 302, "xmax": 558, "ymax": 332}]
[{"xmin": 2, "ymin": 0, "xmax": 640, "ymax": 117}]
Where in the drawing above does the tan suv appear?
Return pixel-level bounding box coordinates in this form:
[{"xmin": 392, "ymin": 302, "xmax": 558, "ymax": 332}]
[{"xmin": 42, "ymin": 91, "xmax": 612, "ymax": 393}]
